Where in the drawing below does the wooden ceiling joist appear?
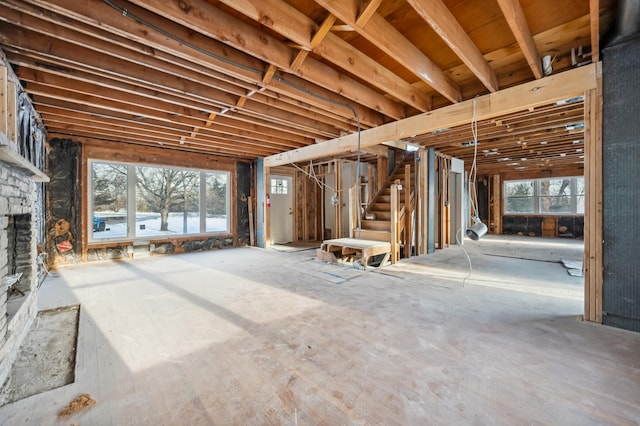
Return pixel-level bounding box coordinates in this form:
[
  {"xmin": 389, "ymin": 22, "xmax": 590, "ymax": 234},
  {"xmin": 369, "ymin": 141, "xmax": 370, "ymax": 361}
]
[
  {"xmin": 314, "ymin": 0, "xmax": 460, "ymax": 103},
  {"xmin": 20, "ymin": 0, "xmax": 386, "ymax": 126},
  {"xmin": 405, "ymin": 0, "xmax": 499, "ymax": 92},
  {"xmin": 0, "ymin": 0, "xmax": 608, "ymax": 162},
  {"xmin": 213, "ymin": 0, "xmax": 430, "ymax": 112},
  {"xmin": 496, "ymin": 0, "xmax": 544, "ymax": 79}
]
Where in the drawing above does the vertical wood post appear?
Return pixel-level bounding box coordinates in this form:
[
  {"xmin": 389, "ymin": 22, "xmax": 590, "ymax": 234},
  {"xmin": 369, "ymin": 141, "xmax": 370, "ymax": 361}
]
[
  {"xmin": 404, "ymin": 164, "xmax": 412, "ymax": 258},
  {"xmin": 335, "ymin": 160, "xmax": 342, "ymax": 238},
  {"xmin": 390, "ymin": 181, "xmax": 400, "ymax": 264},
  {"xmin": 418, "ymin": 150, "xmax": 428, "ymax": 254},
  {"xmin": 367, "ymin": 165, "xmax": 374, "ymax": 206},
  {"xmin": 427, "ymin": 149, "xmax": 436, "ymax": 254},
  {"xmin": 492, "ymin": 174, "xmax": 502, "ymax": 234},
  {"xmin": 584, "ymin": 63, "xmax": 603, "ymax": 323},
  {"xmin": 349, "ymin": 184, "xmax": 356, "ymax": 238}
]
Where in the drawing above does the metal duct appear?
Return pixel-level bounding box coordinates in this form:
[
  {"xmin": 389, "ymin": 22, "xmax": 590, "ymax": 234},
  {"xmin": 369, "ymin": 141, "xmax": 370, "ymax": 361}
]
[{"xmin": 606, "ymin": 0, "xmax": 640, "ymax": 47}]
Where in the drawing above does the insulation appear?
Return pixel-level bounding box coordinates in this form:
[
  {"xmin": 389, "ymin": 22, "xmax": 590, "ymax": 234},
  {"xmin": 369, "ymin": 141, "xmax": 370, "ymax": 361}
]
[
  {"xmin": 46, "ymin": 139, "xmax": 82, "ymax": 266},
  {"xmin": 602, "ymin": 35, "xmax": 640, "ymax": 332}
]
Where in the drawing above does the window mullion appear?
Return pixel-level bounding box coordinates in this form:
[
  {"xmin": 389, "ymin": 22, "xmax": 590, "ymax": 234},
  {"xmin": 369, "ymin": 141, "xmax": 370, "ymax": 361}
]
[
  {"xmin": 128, "ymin": 164, "xmax": 136, "ymax": 239},
  {"xmin": 200, "ymin": 171, "xmax": 206, "ymax": 233}
]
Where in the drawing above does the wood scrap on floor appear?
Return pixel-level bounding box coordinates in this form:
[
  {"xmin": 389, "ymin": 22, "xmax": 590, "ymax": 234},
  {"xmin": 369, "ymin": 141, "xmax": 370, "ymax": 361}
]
[{"xmin": 58, "ymin": 393, "xmax": 96, "ymax": 417}]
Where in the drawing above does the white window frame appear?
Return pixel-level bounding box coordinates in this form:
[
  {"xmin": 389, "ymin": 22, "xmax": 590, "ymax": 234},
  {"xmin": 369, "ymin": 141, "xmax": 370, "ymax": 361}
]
[
  {"xmin": 88, "ymin": 159, "xmax": 231, "ymax": 243},
  {"xmin": 503, "ymin": 176, "xmax": 584, "ymax": 216}
]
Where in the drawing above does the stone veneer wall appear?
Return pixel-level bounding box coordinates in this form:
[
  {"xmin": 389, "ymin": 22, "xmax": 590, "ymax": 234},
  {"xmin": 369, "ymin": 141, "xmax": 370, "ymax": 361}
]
[{"xmin": 0, "ymin": 161, "xmax": 39, "ymax": 388}]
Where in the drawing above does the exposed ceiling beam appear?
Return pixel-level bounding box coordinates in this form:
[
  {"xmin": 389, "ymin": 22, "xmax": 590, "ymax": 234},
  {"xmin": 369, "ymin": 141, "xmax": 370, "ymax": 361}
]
[
  {"xmin": 264, "ymin": 64, "xmax": 599, "ymax": 167},
  {"xmin": 22, "ymin": 0, "xmax": 388, "ymax": 125},
  {"xmin": 124, "ymin": 0, "xmax": 410, "ymax": 119},
  {"xmin": 212, "ymin": 0, "xmax": 429, "ymax": 112},
  {"xmin": 496, "ymin": 0, "xmax": 544, "ymax": 79},
  {"xmin": 314, "ymin": 0, "xmax": 461, "ymax": 103},
  {"xmin": 405, "ymin": 0, "xmax": 499, "ymax": 92}
]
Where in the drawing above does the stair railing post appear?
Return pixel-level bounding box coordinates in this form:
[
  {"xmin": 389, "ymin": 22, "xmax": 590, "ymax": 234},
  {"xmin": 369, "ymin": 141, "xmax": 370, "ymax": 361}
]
[
  {"xmin": 349, "ymin": 184, "xmax": 357, "ymax": 238},
  {"xmin": 390, "ymin": 181, "xmax": 399, "ymax": 264},
  {"xmin": 404, "ymin": 164, "xmax": 412, "ymax": 258}
]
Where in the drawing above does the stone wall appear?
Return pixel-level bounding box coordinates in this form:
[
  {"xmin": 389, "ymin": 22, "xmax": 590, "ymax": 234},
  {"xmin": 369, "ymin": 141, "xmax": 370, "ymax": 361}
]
[{"xmin": 0, "ymin": 161, "xmax": 39, "ymax": 387}]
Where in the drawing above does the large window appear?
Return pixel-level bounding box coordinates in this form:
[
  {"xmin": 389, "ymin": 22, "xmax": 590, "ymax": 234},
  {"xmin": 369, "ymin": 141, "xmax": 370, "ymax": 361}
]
[
  {"xmin": 90, "ymin": 161, "xmax": 230, "ymax": 241},
  {"xmin": 504, "ymin": 176, "xmax": 584, "ymax": 215}
]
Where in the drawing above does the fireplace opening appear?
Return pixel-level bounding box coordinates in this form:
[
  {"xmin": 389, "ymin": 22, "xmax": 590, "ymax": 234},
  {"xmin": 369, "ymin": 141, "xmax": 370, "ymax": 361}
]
[{"xmin": 6, "ymin": 214, "xmax": 33, "ymax": 296}]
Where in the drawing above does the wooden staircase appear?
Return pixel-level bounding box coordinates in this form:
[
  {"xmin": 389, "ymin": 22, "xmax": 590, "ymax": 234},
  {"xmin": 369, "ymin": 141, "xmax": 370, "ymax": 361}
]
[{"xmin": 353, "ymin": 156, "xmax": 416, "ymax": 262}]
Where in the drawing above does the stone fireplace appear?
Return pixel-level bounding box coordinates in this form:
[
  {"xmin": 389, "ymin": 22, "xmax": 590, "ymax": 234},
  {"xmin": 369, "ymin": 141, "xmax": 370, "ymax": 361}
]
[{"xmin": 0, "ymin": 156, "xmax": 44, "ymax": 387}]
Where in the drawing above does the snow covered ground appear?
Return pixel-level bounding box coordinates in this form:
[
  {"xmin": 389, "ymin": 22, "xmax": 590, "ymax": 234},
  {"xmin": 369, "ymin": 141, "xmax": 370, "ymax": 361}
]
[{"xmin": 92, "ymin": 212, "xmax": 228, "ymax": 240}]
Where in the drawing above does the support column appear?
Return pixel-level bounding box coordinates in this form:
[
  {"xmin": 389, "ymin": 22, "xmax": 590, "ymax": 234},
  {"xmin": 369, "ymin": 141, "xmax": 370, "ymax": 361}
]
[
  {"xmin": 584, "ymin": 63, "xmax": 603, "ymax": 323},
  {"xmin": 427, "ymin": 148, "xmax": 435, "ymax": 254},
  {"xmin": 256, "ymin": 158, "xmax": 266, "ymax": 248}
]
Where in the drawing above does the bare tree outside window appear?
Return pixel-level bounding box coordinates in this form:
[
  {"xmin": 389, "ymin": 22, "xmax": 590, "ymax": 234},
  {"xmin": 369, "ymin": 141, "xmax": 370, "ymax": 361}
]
[
  {"xmin": 136, "ymin": 166, "xmax": 199, "ymax": 233},
  {"xmin": 92, "ymin": 163, "xmax": 127, "ymax": 238}
]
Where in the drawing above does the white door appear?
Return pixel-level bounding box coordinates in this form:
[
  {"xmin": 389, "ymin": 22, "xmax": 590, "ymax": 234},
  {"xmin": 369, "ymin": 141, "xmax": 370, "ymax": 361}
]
[{"xmin": 270, "ymin": 175, "xmax": 293, "ymax": 244}]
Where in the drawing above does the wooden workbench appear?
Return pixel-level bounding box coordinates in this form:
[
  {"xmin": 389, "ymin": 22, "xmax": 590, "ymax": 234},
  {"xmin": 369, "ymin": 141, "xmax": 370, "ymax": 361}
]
[{"xmin": 318, "ymin": 238, "xmax": 391, "ymax": 269}]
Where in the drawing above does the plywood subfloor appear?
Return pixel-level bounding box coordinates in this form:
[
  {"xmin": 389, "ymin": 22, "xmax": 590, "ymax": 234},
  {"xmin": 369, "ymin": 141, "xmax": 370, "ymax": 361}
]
[{"xmin": 1, "ymin": 236, "xmax": 638, "ymax": 424}]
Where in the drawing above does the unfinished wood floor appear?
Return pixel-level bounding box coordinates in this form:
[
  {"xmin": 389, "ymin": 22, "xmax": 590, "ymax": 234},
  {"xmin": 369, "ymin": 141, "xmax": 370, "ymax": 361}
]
[{"xmin": 1, "ymin": 236, "xmax": 639, "ymax": 425}]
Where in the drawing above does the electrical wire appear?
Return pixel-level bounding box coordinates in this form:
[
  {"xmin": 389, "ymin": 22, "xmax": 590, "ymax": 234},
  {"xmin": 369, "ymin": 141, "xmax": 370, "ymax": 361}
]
[
  {"xmin": 455, "ymin": 227, "xmax": 472, "ymax": 287},
  {"xmin": 103, "ymin": 0, "xmax": 263, "ymax": 76},
  {"xmin": 458, "ymin": 96, "xmax": 482, "ymax": 287},
  {"xmin": 470, "ymin": 97, "xmax": 479, "ymax": 219}
]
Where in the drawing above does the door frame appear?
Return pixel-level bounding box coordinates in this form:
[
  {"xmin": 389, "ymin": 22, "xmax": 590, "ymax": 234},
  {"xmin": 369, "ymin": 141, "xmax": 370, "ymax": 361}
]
[{"xmin": 264, "ymin": 167, "xmax": 297, "ymax": 246}]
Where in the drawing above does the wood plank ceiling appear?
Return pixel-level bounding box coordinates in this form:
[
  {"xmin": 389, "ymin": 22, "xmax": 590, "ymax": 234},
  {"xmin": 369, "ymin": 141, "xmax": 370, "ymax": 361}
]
[{"xmin": 0, "ymin": 0, "xmax": 615, "ymax": 173}]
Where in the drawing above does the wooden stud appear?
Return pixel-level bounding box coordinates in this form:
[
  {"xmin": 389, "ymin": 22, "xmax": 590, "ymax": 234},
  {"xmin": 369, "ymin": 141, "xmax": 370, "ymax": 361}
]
[
  {"xmin": 404, "ymin": 164, "xmax": 412, "ymax": 258},
  {"xmin": 335, "ymin": 160, "xmax": 342, "ymax": 238},
  {"xmin": 583, "ymin": 63, "xmax": 603, "ymax": 323},
  {"xmin": 6, "ymin": 79, "xmax": 17, "ymax": 142},
  {"xmin": 492, "ymin": 174, "xmax": 502, "ymax": 234},
  {"xmin": 264, "ymin": 166, "xmax": 270, "ymax": 247},
  {"xmin": 417, "ymin": 149, "xmax": 428, "ymax": 255},
  {"xmin": 0, "ymin": 64, "xmax": 7, "ymax": 136},
  {"xmin": 390, "ymin": 182, "xmax": 400, "ymax": 264},
  {"xmin": 81, "ymin": 149, "xmax": 88, "ymax": 262},
  {"xmin": 349, "ymin": 185, "xmax": 357, "ymax": 238}
]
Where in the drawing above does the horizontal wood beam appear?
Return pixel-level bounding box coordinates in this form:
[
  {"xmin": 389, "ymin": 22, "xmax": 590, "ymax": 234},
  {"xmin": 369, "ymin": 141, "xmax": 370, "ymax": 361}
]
[{"xmin": 265, "ymin": 64, "xmax": 598, "ymax": 167}]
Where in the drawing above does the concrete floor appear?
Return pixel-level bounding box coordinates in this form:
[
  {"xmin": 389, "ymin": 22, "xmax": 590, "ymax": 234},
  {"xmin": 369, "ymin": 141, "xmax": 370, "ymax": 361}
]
[{"xmin": 1, "ymin": 236, "xmax": 638, "ymax": 424}]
